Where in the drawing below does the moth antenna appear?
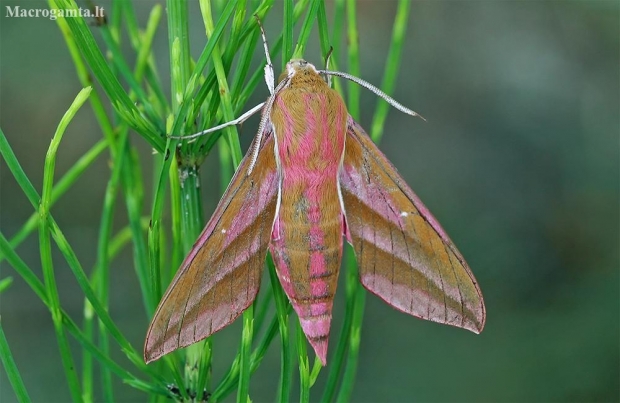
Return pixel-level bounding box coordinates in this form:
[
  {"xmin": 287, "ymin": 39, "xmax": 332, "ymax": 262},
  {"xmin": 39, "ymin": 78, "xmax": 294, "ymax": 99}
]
[
  {"xmin": 317, "ymin": 70, "xmax": 426, "ymax": 121},
  {"xmin": 248, "ymin": 101, "xmax": 274, "ymax": 174},
  {"xmin": 169, "ymin": 102, "xmax": 265, "ymax": 142},
  {"xmin": 254, "ymin": 15, "xmax": 275, "ymax": 94}
]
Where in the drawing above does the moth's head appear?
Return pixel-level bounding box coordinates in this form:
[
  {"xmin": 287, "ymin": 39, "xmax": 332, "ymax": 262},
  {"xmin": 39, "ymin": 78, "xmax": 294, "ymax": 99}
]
[
  {"xmin": 278, "ymin": 59, "xmax": 325, "ymax": 86},
  {"xmin": 286, "ymin": 59, "xmax": 317, "ymax": 74}
]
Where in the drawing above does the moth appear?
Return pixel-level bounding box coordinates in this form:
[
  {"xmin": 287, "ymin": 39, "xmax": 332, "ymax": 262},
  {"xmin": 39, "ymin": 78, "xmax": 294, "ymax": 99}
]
[{"xmin": 145, "ymin": 32, "xmax": 486, "ymax": 365}]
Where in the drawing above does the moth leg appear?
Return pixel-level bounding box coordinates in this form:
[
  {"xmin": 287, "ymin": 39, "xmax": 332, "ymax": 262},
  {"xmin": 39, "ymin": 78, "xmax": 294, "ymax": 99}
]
[
  {"xmin": 271, "ymin": 215, "xmax": 282, "ymax": 241},
  {"xmin": 170, "ymin": 102, "xmax": 266, "ymax": 141},
  {"xmin": 341, "ymin": 212, "xmax": 353, "ymax": 244},
  {"xmin": 323, "ymin": 46, "xmax": 334, "ymax": 88},
  {"xmin": 247, "ymin": 77, "xmax": 289, "ymax": 175}
]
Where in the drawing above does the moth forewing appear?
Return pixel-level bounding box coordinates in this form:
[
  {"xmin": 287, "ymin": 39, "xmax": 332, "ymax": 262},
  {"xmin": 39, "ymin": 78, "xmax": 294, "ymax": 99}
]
[
  {"xmin": 144, "ymin": 132, "xmax": 279, "ymax": 363},
  {"xmin": 339, "ymin": 120, "xmax": 485, "ymax": 333}
]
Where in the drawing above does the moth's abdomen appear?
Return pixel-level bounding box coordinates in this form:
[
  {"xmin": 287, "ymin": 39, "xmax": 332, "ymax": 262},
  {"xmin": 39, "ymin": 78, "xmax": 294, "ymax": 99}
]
[
  {"xmin": 270, "ymin": 191, "xmax": 344, "ymax": 364},
  {"xmin": 271, "ymin": 126, "xmax": 344, "ymax": 365}
]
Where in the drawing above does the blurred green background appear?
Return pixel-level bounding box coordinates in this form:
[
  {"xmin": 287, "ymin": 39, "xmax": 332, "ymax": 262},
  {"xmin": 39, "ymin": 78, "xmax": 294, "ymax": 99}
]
[{"xmin": 1, "ymin": 1, "xmax": 618, "ymax": 402}]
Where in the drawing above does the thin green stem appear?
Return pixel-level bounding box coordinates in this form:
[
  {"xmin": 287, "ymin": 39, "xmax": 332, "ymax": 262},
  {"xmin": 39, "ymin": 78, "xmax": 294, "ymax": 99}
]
[
  {"xmin": 0, "ymin": 277, "xmax": 12, "ymax": 293},
  {"xmin": 336, "ymin": 274, "xmax": 366, "ymax": 402},
  {"xmin": 1, "ymin": 126, "xmax": 155, "ymax": 377},
  {"xmin": 268, "ymin": 256, "xmax": 292, "ymax": 403},
  {"xmin": 296, "ymin": 320, "xmax": 311, "ymax": 403},
  {"xmin": 122, "ymin": 138, "xmax": 154, "ymax": 316},
  {"xmin": 345, "ymin": 0, "xmax": 360, "ymax": 118},
  {"xmin": 39, "ymin": 88, "xmax": 92, "ymax": 403},
  {"xmin": 370, "ymin": 0, "xmax": 411, "ymax": 143},
  {"xmin": 122, "ymin": 3, "xmax": 168, "ymax": 115},
  {"xmin": 316, "ymin": 1, "xmax": 331, "ymax": 57},
  {"xmin": 0, "ymin": 139, "xmax": 108, "ymax": 263},
  {"xmin": 167, "ymin": 0, "xmax": 191, "ymax": 114},
  {"xmin": 237, "ymin": 304, "xmax": 254, "ymax": 403},
  {"xmin": 0, "ymin": 321, "xmax": 32, "ymax": 403},
  {"xmin": 48, "ymin": 0, "xmax": 117, "ymax": 148},
  {"xmin": 283, "ymin": 0, "xmax": 294, "ymax": 65},
  {"xmin": 212, "ymin": 305, "xmax": 290, "ymax": 401},
  {"xmin": 201, "ymin": 0, "xmax": 243, "ymax": 166},
  {"xmin": 52, "ymin": 0, "xmax": 163, "ymax": 150},
  {"xmin": 330, "ymin": 0, "xmax": 345, "ymax": 50},
  {"xmin": 0, "ymin": 233, "xmax": 158, "ymax": 390},
  {"xmin": 95, "ymin": 133, "xmax": 129, "ymax": 402},
  {"xmin": 292, "ymin": 0, "xmax": 322, "ymax": 58}
]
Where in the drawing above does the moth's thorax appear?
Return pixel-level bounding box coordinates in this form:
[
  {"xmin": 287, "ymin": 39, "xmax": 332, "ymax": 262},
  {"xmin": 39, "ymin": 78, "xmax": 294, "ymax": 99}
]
[{"xmin": 271, "ymin": 59, "xmax": 348, "ymax": 171}]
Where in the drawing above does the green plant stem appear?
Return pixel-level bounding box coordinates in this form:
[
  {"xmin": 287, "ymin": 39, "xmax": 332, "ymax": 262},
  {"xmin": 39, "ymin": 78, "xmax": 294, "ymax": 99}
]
[
  {"xmin": 0, "ymin": 232, "xmax": 160, "ymax": 391},
  {"xmin": 370, "ymin": 0, "xmax": 411, "ymax": 143},
  {"xmin": 292, "ymin": 0, "xmax": 322, "ymax": 58},
  {"xmin": 211, "ymin": 304, "xmax": 289, "ymax": 401},
  {"xmin": 1, "ymin": 125, "xmax": 155, "ymax": 378},
  {"xmin": 345, "ymin": 0, "xmax": 360, "ymax": 117},
  {"xmin": 296, "ymin": 321, "xmax": 311, "ymax": 403},
  {"xmin": 169, "ymin": 0, "xmax": 238, "ymax": 144},
  {"xmin": 96, "ymin": 134, "xmax": 130, "ymax": 402},
  {"xmin": 283, "ymin": 0, "xmax": 294, "ymax": 65},
  {"xmin": 230, "ymin": 27, "xmax": 262, "ymax": 102},
  {"xmin": 237, "ymin": 304, "xmax": 254, "ymax": 403},
  {"xmin": 201, "ymin": 0, "xmax": 243, "ymax": 167},
  {"xmin": 330, "ymin": 0, "xmax": 346, "ymax": 80},
  {"xmin": 309, "ymin": 357, "xmax": 322, "ymax": 387},
  {"xmin": 48, "ymin": 0, "xmax": 116, "ymax": 147},
  {"xmin": 0, "ymin": 321, "xmax": 32, "ymax": 403},
  {"xmin": 168, "ymin": 156, "xmax": 183, "ymax": 282},
  {"xmin": 83, "ymin": 211, "xmax": 148, "ymax": 402},
  {"xmin": 0, "ymin": 139, "xmax": 108, "ymax": 263},
  {"xmin": 167, "ymin": 0, "xmax": 191, "ymax": 113},
  {"xmin": 268, "ymin": 256, "xmax": 292, "ymax": 403},
  {"xmin": 0, "ymin": 277, "xmax": 12, "ymax": 293},
  {"xmin": 53, "ymin": 0, "xmax": 156, "ymax": 321},
  {"xmin": 122, "ymin": 141, "xmax": 153, "ymax": 316},
  {"xmin": 52, "ymin": 0, "xmax": 163, "ymax": 150},
  {"xmin": 39, "ymin": 88, "xmax": 92, "ymax": 403},
  {"xmin": 316, "ymin": 1, "xmax": 331, "ymax": 57},
  {"xmin": 320, "ymin": 260, "xmax": 353, "ymax": 402},
  {"xmin": 336, "ymin": 266, "xmax": 366, "ymax": 402}
]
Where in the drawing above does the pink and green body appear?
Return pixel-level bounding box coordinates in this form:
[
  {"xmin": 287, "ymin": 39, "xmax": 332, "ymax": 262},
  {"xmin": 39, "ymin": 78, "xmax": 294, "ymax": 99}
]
[{"xmin": 269, "ymin": 63, "xmax": 348, "ymax": 362}]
